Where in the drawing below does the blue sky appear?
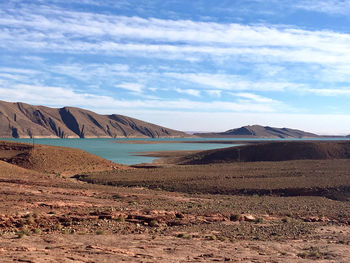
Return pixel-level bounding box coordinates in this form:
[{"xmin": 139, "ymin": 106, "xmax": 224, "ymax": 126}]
[{"xmin": 1, "ymin": 0, "xmax": 350, "ymax": 134}]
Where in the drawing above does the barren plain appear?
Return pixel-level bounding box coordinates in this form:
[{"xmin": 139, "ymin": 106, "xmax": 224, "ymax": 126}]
[{"xmin": 0, "ymin": 140, "xmax": 350, "ymax": 262}]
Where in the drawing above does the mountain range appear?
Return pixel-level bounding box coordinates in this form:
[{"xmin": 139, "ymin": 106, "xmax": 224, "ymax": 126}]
[
  {"xmin": 1, "ymin": 100, "xmax": 347, "ymax": 139},
  {"xmin": 194, "ymin": 125, "xmax": 319, "ymax": 138},
  {"xmin": 0, "ymin": 100, "xmax": 188, "ymax": 138}
]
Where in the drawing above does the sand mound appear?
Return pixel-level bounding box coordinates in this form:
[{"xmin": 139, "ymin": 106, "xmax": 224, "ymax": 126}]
[
  {"xmin": 0, "ymin": 140, "xmax": 126, "ymax": 175},
  {"xmin": 179, "ymin": 141, "xmax": 350, "ymax": 164},
  {"xmin": 0, "ymin": 160, "xmax": 43, "ymax": 179}
]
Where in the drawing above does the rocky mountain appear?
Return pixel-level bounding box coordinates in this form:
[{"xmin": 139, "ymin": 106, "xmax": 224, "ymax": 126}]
[
  {"xmin": 195, "ymin": 125, "xmax": 319, "ymax": 138},
  {"xmin": 0, "ymin": 100, "xmax": 189, "ymax": 138}
]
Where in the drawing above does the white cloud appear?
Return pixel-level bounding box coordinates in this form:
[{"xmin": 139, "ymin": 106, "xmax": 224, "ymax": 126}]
[
  {"xmin": 50, "ymin": 63, "xmax": 129, "ymax": 80},
  {"xmin": 300, "ymin": 88, "xmax": 350, "ymax": 96},
  {"xmin": 0, "ymin": 85, "xmax": 279, "ymax": 113},
  {"xmin": 1, "ymin": 1, "xmax": 350, "ymax": 133},
  {"xmin": 234, "ymin": 92, "xmax": 277, "ymax": 103},
  {"xmin": 295, "ymin": 0, "xmax": 350, "ymax": 15},
  {"xmin": 166, "ymin": 72, "xmax": 301, "ymax": 91},
  {"xmin": 0, "ymin": 67, "xmax": 40, "ymax": 75},
  {"xmin": 1, "ymin": 5, "xmax": 350, "ymax": 67},
  {"xmin": 175, "ymin": 88, "xmax": 200, "ymax": 97},
  {"xmin": 116, "ymin": 83, "xmax": 144, "ymax": 93}
]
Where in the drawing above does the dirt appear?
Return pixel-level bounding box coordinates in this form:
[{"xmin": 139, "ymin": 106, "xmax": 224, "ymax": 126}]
[
  {"xmin": 80, "ymin": 159, "xmax": 350, "ymax": 202},
  {"xmin": 0, "ymin": 140, "xmax": 350, "ymax": 262},
  {"xmin": 178, "ymin": 141, "xmax": 350, "ymax": 164},
  {"xmin": 0, "ymin": 140, "xmax": 127, "ymax": 176},
  {"xmin": 1, "ymin": 229, "xmax": 350, "ymax": 263}
]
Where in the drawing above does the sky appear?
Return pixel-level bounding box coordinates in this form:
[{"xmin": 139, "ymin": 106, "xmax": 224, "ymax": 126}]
[{"xmin": 1, "ymin": 0, "xmax": 350, "ymax": 134}]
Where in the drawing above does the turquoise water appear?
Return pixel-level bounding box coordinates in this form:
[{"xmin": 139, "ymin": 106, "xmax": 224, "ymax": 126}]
[
  {"xmin": 3, "ymin": 137, "xmax": 350, "ymax": 165},
  {"xmin": 3, "ymin": 138, "xmax": 234, "ymax": 165}
]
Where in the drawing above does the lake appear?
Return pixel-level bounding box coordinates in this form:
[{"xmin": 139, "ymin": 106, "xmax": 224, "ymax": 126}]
[{"xmin": 4, "ymin": 137, "xmax": 349, "ymax": 165}]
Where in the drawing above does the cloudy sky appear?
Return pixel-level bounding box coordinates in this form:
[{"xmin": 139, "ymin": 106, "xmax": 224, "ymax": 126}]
[{"xmin": 1, "ymin": 0, "xmax": 350, "ymax": 134}]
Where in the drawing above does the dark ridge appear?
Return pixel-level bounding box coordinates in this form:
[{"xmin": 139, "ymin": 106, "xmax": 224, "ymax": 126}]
[
  {"xmin": 27, "ymin": 128, "xmax": 33, "ymax": 138},
  {"xmin": 80, "ymin": 124, "xmax": 85, "ymax": 138},
  {"xmin": 11, "ymin": 127, "xmax": 19, "ymax": 138},
  {"xmin": 106, "ymin": 124, "xmax": 112, "ymax": 137},
  {"xmin": 129, "ymin": 121, "xmax": 156, "ymax": 138},
  {"xmin": 162, "ymin": 128, "xmax": 170, "ymax": 135},
  {"xmin": 179, "ymin": 141, "xmax": 350, "ymax": 165},
  {"xmin": 264, "ymin": 126, "xmax": 286, "ymax": 137},
  {"xmin": 109, "ymin": 114, "xmax": 129, "ymax": 125},
  {"xmin": 32, "ymin": 110, "xmax": 48, "ymax": 126},
  {"xmin": 59, "ymin": 108, "xmax": 82, "ymax": 138},
  {"xmin": 16, "ymin": 102, "xmax": 28, "ymax": 116},
  {"xmin": 225, "ymin": 127, "xmax": 254, "ymax": 136},
  {"xmin": 48, "ymin": 118, "xmax": 65, "ymax": 138},
  {"xmin": 109, "ymin": 120, "xmax": 127, "ymax": 137},
  {"xmin": 87, "ymin": 114, "xmax": 104, "ymax": 131}
]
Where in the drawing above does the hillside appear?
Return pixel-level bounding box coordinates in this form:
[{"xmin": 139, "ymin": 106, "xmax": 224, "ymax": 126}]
[
  {"xmin": 0, "ymin": 100, "xmax": 189, "ymax": 138},
  {"xmin": 195, "ymin": 125, "xmax": 318, "ymax": 138},
  {"xmin": 178, "ymin": 141, "xmax": 350, "ymax": 165},
  {"xmin": 0, "ymin": 140, "xmax": 126, "ymax": 175}
]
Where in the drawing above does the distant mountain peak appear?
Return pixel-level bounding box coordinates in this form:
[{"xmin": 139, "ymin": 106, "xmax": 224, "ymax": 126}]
[{"xmin": 195, "ymin": 125, "xmax": 319, "ymax": 138}]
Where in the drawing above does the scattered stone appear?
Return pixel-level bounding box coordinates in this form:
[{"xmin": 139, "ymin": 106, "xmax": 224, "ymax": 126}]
[{"xmin": 243, "ymin": 215, "xmax": 256, "ymax": 222}]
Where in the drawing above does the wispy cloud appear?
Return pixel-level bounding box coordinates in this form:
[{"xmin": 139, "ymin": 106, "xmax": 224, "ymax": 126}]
[
  {"xmin": 0, "ymin": 85, "xmax": 280, "ymax": 113},
  {"xmin": 234, "ymin": 92, "xmax": 278, "ymax": 103},
  {"xmin": 295, "ymin": 0, "xmax": 350, "ymax": 15},
  {"xmin": 50, "ymin": 64, "xmax": 129, "ymax": 81},
  {"xmin": 300, "ymin": 87, "xmax": 350, "ymax": 96},
  {"xmin": 166, "ymin": 72, "xmax": 302, "ymax": 91},
  {"xmin": 116, "ymin": 82, "xmax": 144, "ymax": 93},
  {"xmin": 1, "ymin": 4, "xmax": 350, "ymax": 67},
  {"xmin": 1, "ymin": 0, "xmax": 350, "ymax": 133},
  {"xmin": 175, "ymin": 88, "xmax": 200, "ymax": 97}
]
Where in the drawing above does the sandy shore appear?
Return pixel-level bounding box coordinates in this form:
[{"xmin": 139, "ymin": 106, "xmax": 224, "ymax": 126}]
[{"xmin": 114, "ymin": 139, "xmax": 251, "ymax": 144}]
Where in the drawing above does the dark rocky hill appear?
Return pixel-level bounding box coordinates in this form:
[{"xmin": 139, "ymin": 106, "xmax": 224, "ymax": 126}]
[
  {"xmin": 0, "ymin": 100, "xmax": 189, "ymax": 138},
  {"xmin": 195, "ymin": 125, "xmax": 318, "ymax": 138},
  {"xmin": 178, "ymin": 141, "xmax": 350, "ymax": 165}
]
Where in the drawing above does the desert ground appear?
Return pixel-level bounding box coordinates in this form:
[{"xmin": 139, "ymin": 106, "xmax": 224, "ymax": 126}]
[{"xmin": 0, "ymin": 140, "xmax": 350, "ymax": 262}]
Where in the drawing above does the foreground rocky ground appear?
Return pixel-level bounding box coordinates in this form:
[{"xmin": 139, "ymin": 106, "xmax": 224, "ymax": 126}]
[{"xmin": 1, "ymin": 140, "xmax": 350, "ymax": 262}]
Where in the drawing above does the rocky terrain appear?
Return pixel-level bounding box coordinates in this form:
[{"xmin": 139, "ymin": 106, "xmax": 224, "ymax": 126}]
[
  {"xmin": 195, "ymin": 125, "xmax": 319, "ymax": 138},
  {"xmin": 0, "ymin": 140, "xmax": 350, "ymax": 262},
  {"xmin": 0, "ymin": 100, "xmax": 188, "ymax": 138},
  {"xmin": 176, "ymin": 141, "xmax": 350, "ymax": 165}
]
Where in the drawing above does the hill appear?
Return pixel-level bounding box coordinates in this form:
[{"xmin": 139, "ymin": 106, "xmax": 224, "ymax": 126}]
[
  {"xmin": 0, "ymin": 100, "xmax": 188, "ymax": 138},
  {"xmin": 194, "ymin": 125, "xmax": 318, "ymax": 138},
  {"xmin": 178, "ymin": 141, "xmax": 350, "ymax": 165},
  {"xmin": 0, "ymin": 140, "xmax": 126, "ymax": 175}
]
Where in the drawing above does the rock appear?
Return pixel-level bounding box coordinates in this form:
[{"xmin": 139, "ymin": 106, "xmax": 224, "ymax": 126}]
[
  {"xmin": 230, "ymin": 214, "xmax": 243, "ymax": 221},
  {"xmin": 243, "ymin": 214, "xmax": 256, "ymax": 222},
  {"xmin": 176, "ymin": 213, "xmax": 185, "ymax": 219}
]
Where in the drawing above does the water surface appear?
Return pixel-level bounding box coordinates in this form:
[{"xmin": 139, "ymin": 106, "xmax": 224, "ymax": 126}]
[
  {"xmin": 3, "ymin": 138, "xmax": 233, "ymax": 165},
  {"xmin": 4, "ymin": 137, "xmax": 349, "ymax": 165}
]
